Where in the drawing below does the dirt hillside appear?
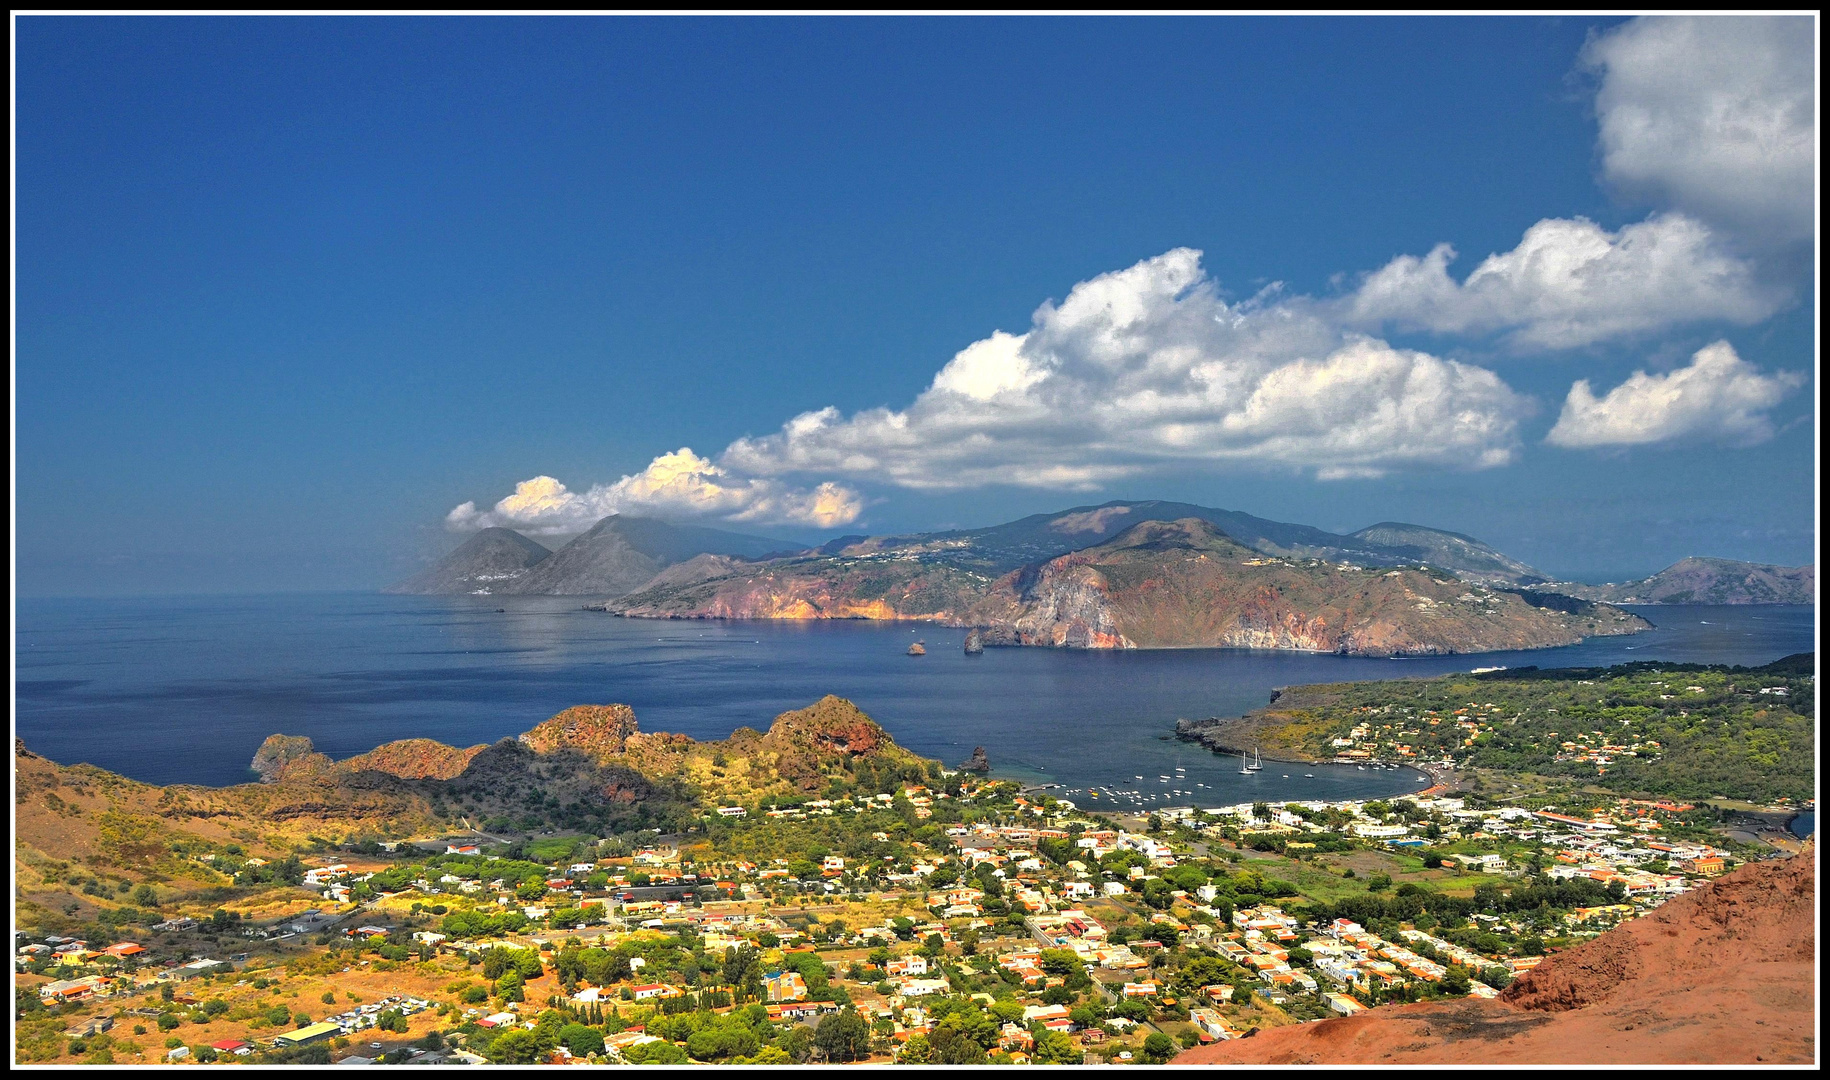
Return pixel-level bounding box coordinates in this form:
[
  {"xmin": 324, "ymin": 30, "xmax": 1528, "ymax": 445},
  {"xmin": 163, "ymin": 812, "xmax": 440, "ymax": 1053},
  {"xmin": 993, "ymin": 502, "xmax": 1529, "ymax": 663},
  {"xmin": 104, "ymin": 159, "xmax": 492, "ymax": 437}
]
[{"xmin": 1175, "ymin": 850, "xmax": 1815, "ymax": 1065}]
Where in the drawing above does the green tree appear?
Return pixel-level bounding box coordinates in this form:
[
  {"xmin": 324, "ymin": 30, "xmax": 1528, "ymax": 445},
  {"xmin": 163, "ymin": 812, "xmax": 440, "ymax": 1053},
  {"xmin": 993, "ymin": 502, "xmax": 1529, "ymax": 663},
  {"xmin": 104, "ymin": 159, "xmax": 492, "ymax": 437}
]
[
  {"xmin": 1032, "ymin": 1028, "xmax": 1082, "ymax": 1064},
  {"xmin": 1142, "ymin": 1031, "xmax": 1177, "ymax": 1062},
  {"xmin": 625, "ymin": 1040, "xmax": 689, "ymax": 1064},
  {"xmin": 899, "ymin": 1033, "xmax": 933, "ymax": 1063},
  {"xmin": 813, "ymin": 1007, "xmax": 871, "ymax": 1062},
  {"xmin": 559, "ymin": 1023, "xmax": 603, "ymax": 1057},
  {"xmin": 929, "ymin": 1022, "xmax": 987, "ymax": 1065},
  {"xmin": 487, "ymin": 1028, "xmax": 543, "ymax": 1064}
]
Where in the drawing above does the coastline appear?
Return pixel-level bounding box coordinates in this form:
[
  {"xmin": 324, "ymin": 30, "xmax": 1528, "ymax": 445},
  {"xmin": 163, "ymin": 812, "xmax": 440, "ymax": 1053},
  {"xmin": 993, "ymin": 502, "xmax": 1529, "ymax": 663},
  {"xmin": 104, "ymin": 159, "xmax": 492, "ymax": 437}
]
[{"xmin": 596, "ymin": 605, "xmax": 1650, "ymax": 658}]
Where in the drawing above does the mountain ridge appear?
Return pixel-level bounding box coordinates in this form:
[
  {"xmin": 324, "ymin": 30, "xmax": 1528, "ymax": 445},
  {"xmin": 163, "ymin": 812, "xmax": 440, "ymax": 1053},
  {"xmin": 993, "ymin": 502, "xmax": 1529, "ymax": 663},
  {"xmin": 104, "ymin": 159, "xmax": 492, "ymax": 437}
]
[
  {"xmin": 1545, "ymin": 556, "xmax": 1814, "ymax": 606},
  {"xmin": 14, "ymin": 696, "xmax": 932, "ymax": 871},
  {"xmin": 387, "ymin": 516, "xmax": 789, "ymax": 597},
  {"xmin": 610, "ymin": 517, "xmax": 1651, "ymax": 657}
]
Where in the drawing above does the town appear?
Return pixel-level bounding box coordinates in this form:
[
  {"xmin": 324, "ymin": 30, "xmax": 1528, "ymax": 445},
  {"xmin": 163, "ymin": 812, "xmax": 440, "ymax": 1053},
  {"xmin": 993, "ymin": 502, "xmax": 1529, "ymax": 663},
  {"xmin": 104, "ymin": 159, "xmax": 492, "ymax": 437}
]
[{"xmin": 16, "ymin": 767, "xmax": 1772, "ymax": 1066}]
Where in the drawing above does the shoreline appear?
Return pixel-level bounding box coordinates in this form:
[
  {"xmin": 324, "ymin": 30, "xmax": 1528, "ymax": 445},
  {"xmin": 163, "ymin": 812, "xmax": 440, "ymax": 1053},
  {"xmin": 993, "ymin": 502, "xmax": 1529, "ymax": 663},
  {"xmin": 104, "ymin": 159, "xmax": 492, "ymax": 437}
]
[{"xmin": 595, "ymin": 604, "xmax": 1650, "ymax": 658}]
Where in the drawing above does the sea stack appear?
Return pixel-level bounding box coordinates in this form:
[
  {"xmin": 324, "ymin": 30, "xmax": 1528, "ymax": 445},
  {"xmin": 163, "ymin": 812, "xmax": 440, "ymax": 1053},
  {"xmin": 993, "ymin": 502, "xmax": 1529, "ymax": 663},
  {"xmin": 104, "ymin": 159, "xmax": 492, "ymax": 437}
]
[
  {"xmin": 908, "ymin": 641, "xmax": 927, "ymax": 656},
  {"xmin": 964, "ymin": 628, "xmax": 985, "ymax": 655},
  {"xmin": 959, "ymin": 746, "xmax": 990, "ymax": 773}
]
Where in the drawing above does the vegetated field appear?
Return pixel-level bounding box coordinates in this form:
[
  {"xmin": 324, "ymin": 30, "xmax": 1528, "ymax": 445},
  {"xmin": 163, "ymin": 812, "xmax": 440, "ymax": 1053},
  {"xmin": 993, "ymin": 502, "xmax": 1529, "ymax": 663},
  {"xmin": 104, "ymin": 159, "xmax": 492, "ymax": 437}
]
[{"xmin": 1257, "ymin": 656, "xmax": 1814, "ymax": 804}]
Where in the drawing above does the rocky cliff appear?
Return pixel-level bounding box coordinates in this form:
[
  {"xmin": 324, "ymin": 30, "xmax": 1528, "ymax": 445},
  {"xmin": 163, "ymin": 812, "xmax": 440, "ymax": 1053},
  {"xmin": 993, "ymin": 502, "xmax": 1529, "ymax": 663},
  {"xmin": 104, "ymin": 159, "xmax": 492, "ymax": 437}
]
[
  {"xmin": 1174, "ymin": 851, "xmax": 1815, "ymax": 1065},
  {"xmin": 606, "ymin": 554, "xmax": 989, "ymax": 623},
  {"xmin": 968, "ymin": 520, "xmax": 1647, "ymax": 656},
  {"xmin": 608, "ymin": 518, "xmax": 1647, "ymax": 658}
]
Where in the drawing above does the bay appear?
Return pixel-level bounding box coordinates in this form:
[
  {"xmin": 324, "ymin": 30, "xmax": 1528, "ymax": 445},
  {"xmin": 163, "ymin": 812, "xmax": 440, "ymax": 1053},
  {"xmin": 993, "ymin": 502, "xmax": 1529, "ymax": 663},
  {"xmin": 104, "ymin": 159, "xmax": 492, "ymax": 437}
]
[{"xmin": 13, "ymin": 595, "xmax": 1814, "ymax": 810}]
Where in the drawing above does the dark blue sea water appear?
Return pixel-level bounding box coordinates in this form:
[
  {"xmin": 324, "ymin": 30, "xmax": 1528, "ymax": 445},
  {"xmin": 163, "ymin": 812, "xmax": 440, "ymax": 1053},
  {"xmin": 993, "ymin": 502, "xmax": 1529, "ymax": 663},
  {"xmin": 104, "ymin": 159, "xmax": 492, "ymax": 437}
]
[{"xmin": 13, "ymin": 596, "xmax": 1814, "ymax": 810}]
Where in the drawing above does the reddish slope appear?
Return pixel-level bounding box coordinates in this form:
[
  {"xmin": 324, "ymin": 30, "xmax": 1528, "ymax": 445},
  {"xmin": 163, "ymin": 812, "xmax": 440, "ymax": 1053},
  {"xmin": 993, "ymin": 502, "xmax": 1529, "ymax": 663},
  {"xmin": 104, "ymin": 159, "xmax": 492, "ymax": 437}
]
[{"xmin": 1176, "ymin": 851, "xmax": 1815, "ymax": 1065}]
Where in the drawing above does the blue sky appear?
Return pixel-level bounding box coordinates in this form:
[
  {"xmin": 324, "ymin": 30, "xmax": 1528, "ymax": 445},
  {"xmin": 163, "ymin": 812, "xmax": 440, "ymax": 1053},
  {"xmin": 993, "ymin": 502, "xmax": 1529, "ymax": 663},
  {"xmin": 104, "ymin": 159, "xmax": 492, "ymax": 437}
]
[{"xmin": 16, "ymin": 16, "xmax": 1817, "ymax": 594}]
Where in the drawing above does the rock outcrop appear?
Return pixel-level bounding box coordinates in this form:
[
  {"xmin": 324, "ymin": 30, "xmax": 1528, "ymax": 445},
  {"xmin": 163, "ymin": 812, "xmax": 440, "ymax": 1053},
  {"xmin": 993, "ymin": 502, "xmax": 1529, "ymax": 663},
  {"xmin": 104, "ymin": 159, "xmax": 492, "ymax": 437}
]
[
  {"xmin": 250, "ymin": 735, "xmax": 331, "ymax": 783},
  {"xmin": 959, "ymin": 746, "xmax": 990, "ymax": 773},
  {"xmin": 340, "ymin": 738, "xmax": 488, "ymax": 780},
  {"xmin": 518, "ymin": 704, "xmax": 640, "ymax": 759},
  {"xmin": 1175, "ymin": 852, "xmax": 1815, "ymax": 1065}
]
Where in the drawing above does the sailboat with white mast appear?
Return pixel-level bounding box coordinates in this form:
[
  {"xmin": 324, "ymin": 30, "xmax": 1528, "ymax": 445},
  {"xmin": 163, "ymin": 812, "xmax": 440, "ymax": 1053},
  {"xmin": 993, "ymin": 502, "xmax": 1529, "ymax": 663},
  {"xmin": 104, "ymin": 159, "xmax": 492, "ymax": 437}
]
[{"xmin": 1246, "ymin": 747, "xmax": 1264, "ymax": 772}]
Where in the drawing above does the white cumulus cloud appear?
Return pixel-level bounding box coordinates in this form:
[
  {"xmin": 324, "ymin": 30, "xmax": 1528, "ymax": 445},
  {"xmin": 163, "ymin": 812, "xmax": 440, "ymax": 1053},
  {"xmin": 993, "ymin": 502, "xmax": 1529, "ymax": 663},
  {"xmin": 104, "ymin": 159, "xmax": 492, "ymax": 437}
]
[
  {"xmin": 446, "ymin": 449, "xmax": 863, "ymax": 534},
  {"xmin": 1546, "ymin": 340, "xmax": 1805, "ymax": 449},
  {"xmin": 1345, "ymin": 213, "xmax": 1784, "ymax": 349},
  {"xmin": 1582, "ymin": 15, "xmax": 1816, "ymax": 246},
  {"xmin": 720, "ymin": 248, "xmax": 1532, "ymax": 487}
]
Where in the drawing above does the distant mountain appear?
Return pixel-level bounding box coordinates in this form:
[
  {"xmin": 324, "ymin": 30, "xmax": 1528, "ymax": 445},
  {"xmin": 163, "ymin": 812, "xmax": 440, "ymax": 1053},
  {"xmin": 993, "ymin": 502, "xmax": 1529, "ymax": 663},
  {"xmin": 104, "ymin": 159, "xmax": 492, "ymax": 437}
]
[
  {"xmin": 382, "ymin": 527, "xmax": 552, "ymax": 595},
  {"xmin": 496, "ymin": 515, "xmax": 789, "ymax": 597},
  {"xmin": 610, "ymin": 517, "xmax": 1648, "ymax": 657},
  {"xmin": 1545, "ymin": 557, "xmax": 1815, "ymax": 606},
  {"xmin": 820, "ymin": 500, "xmax": 1547, "ymax": 584},
  {"xmin": 387, "ymin": 516, "xmax": 792, "ymax": 597},
  {"xmin": 1350, "ymin": 522, "xmax": 1546, "ymax": 585}
]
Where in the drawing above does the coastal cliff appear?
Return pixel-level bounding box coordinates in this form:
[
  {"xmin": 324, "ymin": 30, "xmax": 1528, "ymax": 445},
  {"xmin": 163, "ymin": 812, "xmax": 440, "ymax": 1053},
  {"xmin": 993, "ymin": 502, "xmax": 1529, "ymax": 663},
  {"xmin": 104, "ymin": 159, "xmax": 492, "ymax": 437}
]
[
  {"xmin": 608, "ymin": 517, "xmax": 1650, "ymax": 658},
  {"xmin": 970, "ymin": 519, "xmax": 1648, "ymax": 656}
]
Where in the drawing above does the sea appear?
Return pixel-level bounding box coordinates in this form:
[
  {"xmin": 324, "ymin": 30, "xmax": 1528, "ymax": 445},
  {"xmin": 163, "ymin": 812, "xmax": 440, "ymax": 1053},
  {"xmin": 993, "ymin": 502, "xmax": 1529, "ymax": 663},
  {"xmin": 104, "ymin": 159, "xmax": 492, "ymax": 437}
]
[{"xmin": 13, "ymin": 595, "xmax": 1815, "ymax": 813}]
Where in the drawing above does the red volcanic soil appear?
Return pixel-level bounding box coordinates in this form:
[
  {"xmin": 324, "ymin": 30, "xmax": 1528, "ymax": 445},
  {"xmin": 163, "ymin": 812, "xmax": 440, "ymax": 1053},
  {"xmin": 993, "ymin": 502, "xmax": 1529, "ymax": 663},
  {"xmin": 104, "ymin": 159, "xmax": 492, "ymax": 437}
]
[{"xmin": 1176, "ymin": 851, "xmax": 1816, "ymax": 1065}]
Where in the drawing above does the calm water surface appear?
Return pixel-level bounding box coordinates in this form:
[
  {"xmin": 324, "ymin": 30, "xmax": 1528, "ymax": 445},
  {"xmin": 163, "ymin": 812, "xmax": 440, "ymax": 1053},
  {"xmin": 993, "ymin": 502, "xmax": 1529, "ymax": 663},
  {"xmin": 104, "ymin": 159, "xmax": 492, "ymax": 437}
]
[{"xmin": 14, "ymin": 595, "xmax": 1814, "ymax": 808}]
